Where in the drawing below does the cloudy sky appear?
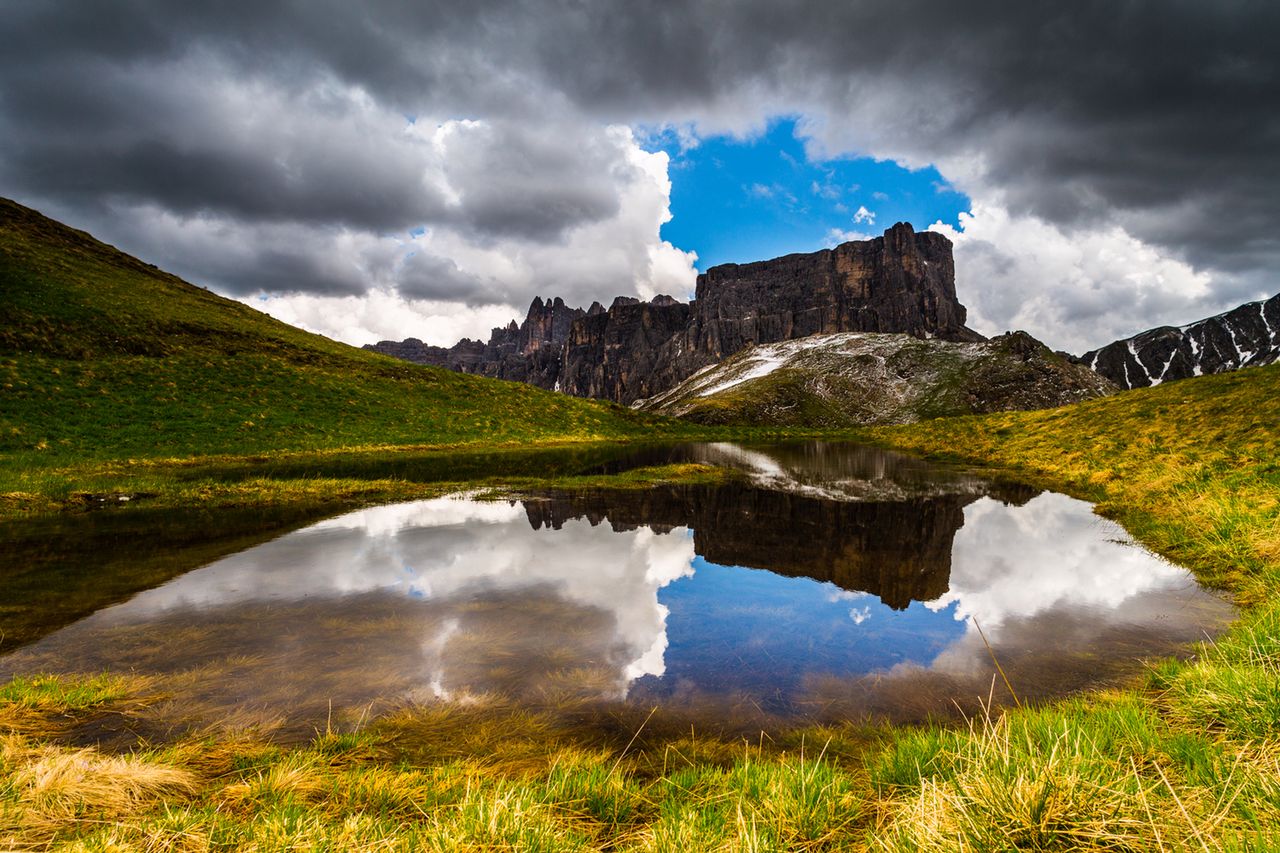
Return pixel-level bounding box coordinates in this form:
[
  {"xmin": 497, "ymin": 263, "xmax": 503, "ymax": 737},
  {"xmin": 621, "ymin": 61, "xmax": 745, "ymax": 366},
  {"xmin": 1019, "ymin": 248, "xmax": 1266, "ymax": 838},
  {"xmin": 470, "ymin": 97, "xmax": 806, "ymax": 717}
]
[{"xmin": 2, "ymin": 1, "xmax": 1276, "ymax": 353}]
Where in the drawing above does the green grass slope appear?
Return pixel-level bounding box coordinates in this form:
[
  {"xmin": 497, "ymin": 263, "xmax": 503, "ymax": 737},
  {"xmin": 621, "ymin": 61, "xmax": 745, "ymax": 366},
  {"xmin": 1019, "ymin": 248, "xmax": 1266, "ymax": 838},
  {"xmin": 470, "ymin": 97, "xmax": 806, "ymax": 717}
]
[{"xmin": 0, "ymin": 197, "xmax": 686, "ymax": 464}]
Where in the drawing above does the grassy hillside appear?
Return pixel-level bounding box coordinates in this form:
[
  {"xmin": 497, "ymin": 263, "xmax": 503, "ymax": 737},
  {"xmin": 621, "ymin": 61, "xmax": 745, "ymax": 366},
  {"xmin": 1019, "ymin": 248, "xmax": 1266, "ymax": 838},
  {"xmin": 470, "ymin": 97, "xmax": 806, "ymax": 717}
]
[
  {"xmin": 872, "ymin": 361, "xmax": 1279, "ymax": 606},
  {"xmin": 0, "ymin": 197, "xmax": 687, "ymax": 464}
]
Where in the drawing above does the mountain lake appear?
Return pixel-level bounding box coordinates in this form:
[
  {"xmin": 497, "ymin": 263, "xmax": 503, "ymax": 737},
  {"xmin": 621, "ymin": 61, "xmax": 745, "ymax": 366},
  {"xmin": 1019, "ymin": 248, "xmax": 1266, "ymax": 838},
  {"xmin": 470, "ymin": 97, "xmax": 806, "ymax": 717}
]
[{"xmin": 0, "ymin": 442, "xmax": 1234, "ymax": 741}]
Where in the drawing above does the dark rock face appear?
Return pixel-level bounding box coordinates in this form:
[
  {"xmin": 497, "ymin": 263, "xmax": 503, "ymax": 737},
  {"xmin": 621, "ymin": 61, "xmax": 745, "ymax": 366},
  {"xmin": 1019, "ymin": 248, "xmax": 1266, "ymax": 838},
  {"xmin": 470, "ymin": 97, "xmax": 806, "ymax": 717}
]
[
  {"xmin": 362, "ymin": 337, "xmax": 453, "ymax": 367},
  {"xmin": 1080, "ymin": 294, "xmax": 1280, "ymax": 389},
  {"xmin": 678, "ymin": 222, "xmax": 976, "ymax": 364},
  {"xmin": 558, "ymin": 296, "xmax": 692, "ymax": 400},
  {"xmin": 365, "ymin": 295, "xmax": 583, "ymax": 386},
  {"xmin": 367, "ymin": 223, "xmax": 981, "ymax": 403}
]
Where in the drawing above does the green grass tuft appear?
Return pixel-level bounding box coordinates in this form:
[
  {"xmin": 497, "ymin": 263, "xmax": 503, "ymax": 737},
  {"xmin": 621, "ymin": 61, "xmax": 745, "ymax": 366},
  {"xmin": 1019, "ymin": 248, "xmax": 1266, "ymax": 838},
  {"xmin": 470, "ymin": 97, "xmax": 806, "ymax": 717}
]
[{"xmin": 0, "ymin": 674, "xmax": 137, "ymax": 712}]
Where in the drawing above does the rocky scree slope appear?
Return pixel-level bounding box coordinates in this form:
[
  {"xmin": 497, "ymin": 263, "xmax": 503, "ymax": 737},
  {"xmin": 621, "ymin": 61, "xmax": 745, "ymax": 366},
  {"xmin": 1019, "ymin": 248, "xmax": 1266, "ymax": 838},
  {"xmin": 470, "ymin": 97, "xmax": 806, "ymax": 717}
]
[
  {"xmin": 367, "ymin": 222, "xmax": 983, "ymax": 404},
  {"xmin": 1081, "ymin": 294, "xmax": 1280, "ymax": 389},
  {"xmin": 638, "ymin": 331, "xmax": 1116, "ymax": 427}
]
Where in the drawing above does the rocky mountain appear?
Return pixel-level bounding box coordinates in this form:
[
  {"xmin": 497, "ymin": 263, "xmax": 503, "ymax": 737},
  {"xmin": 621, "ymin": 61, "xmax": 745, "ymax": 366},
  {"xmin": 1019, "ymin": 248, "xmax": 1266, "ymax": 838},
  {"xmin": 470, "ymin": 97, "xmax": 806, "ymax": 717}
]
[
  {"xmin": 638, "ymin": 331, "xmax": 1115, "ymax": 427},
  {"xmin": 367, "ymin": 222, "xmax": 983, "ymax": 404},
  {"xmin": 367, "ymin": 295, "xmax": 584, "ymax": 387},
  {"xmin": 1080, "ymin": 294, "xmax": 1280, "ymax": 389},
  {"xmin": 558, "ymin": 295, "xmax": 693, "ymax": 401}
]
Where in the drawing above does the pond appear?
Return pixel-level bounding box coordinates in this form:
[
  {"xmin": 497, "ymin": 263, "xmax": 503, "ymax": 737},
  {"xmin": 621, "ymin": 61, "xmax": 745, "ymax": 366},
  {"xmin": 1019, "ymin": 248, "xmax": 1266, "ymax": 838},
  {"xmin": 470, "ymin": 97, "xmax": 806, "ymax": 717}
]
[{"xmin": 0, "ymin": 442, "xmax": 1233, "ymax": 737}]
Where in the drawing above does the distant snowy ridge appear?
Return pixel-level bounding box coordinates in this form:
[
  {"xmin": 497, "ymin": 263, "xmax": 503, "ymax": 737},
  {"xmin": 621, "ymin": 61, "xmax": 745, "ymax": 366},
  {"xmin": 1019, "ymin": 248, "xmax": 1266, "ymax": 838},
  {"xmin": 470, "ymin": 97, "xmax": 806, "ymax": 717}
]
[{"xmin": 1081, "ymin": 293, "xmax": 1280, "ymax": 389}]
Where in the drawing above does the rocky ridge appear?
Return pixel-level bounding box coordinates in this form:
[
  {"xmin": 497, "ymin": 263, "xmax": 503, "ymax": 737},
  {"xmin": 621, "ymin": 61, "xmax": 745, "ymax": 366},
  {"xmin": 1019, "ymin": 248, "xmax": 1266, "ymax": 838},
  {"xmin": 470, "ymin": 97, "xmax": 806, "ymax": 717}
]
[
  {"xmin": 638, "ymin": 330, "xmax": 1116, "ymax": 427},
  {"xmin": 1080, "ymin": 294, "xmax": 1280, "ymax": 389},
  {"xmin": 368, "ymin": 295, "xmax": 584, "ymax": 387},
  {"xmin": 366, "ymin": 223, "xmax": 982, "ymax": 404}
]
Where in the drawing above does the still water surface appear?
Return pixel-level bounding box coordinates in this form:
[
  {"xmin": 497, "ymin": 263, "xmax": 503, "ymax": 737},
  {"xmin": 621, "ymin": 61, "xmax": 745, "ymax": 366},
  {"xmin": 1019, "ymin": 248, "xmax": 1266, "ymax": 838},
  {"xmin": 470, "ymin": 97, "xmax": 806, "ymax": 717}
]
[{"xmin": 0, "ymin": 442, "xmax": 1232, "ymax": 733}]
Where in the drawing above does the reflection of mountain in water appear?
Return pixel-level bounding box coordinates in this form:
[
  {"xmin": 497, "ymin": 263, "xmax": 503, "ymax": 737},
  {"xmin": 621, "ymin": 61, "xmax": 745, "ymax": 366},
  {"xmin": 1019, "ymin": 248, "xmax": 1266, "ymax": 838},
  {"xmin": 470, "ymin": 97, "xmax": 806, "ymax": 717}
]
[
  {"xmin": 586, "ymin": 441, "xmax": 1035, "ymax": 504},
  {"xmin": 525, "ymin": 477, "xmax": 1039, "ymax": 610}
]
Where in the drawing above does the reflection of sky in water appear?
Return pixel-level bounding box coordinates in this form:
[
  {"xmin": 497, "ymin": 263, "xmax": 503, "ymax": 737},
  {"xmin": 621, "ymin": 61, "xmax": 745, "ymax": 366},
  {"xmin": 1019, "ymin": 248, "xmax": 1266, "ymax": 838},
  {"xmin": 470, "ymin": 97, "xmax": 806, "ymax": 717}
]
[
  {"xmin": 0, "ymin": 450, "xmax": 1234, "ymax": 724},
  {"xmin": 648, "ymin": 559, "xmax": 965, "ymax": 709},
  {"xmin": 95, "ymin": 498, "xmax": 697, "ymax": 687},
  {"xmin": 640, "ymin": 490, "xmax": 1220, "ymax": 711}
]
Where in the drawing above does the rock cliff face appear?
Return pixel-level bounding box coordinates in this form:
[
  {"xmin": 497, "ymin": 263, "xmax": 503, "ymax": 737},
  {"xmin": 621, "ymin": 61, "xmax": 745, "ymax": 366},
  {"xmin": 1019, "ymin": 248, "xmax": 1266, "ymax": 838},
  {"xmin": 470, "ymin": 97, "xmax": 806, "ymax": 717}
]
[
  {"xmin": 677, "ymin": 221, "xmax": 975, "ymax": 363},
  {"xmin": 366, "ymin": 223, "xmax": 981, "ymax": 404},
  {"xmin": 1080, "ymin": 294, "xmax": 1280, "ymax": 389},
  {"xmin": 557, "ymin": 295, "xmax": 692, "ymax": 400},
  {"xmin": 366, "ymin": 295, "xmax": 583, "ymax": 387}
]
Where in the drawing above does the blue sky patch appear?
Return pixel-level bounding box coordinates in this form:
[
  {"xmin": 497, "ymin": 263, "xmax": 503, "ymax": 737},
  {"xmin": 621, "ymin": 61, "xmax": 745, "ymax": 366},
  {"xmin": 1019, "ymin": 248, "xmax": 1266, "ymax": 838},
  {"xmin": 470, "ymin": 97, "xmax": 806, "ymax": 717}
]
[{"xmin": 647, "ymin": 118, "xmax": 971, "ymax": 271}]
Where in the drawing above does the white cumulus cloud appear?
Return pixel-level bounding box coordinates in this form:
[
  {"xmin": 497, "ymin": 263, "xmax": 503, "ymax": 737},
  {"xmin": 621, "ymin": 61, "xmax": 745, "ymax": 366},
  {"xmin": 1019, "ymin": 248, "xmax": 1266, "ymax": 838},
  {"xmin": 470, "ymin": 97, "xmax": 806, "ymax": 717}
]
[{"xmin": 931, "ymin": 203, "xmax": 1217, "ymax": 353}]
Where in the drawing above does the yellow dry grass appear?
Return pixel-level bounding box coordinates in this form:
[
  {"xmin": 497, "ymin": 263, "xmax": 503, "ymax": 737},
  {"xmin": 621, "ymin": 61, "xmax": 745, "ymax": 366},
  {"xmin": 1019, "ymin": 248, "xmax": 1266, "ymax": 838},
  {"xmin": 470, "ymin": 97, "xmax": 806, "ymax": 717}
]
[{"xmin": 1, "ymin": 734, "xmax": 197, "ymax": 845}]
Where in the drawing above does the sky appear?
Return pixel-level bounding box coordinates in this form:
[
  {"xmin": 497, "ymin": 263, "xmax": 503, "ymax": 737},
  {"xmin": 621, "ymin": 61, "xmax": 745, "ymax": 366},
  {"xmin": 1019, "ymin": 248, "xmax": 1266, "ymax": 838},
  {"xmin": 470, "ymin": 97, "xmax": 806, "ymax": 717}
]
[
  {"xmin": 650, "ymin": 118, "xmax": 969, "ymax": 272},
  {"xmin": 1, "ymin": 1, "xmax": 1277, "ymax": 354}
]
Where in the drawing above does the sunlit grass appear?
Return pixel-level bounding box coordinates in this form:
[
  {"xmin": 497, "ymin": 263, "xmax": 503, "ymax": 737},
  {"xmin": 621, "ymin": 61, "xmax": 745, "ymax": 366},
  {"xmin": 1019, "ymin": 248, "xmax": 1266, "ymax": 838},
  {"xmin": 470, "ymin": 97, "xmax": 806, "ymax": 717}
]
[
  {"xmin": 0, "ymin": 674, "xmax": 140, "ymax": 712},
  {"xmin": 9, "ymin": 687, "xmax": 1280, "ymax": 850}
]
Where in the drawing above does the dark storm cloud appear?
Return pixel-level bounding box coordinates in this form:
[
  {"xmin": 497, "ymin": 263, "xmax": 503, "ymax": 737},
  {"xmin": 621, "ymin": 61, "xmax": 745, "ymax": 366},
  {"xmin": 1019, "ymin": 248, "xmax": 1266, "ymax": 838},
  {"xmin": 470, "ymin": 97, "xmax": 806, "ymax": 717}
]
[
  {"xmin": 234, "ymin": 247, "xmax": 370, "ymax": 297},
  {"xmin": 397, "ymin": 251, "xmax": 503, "ymax": 306},
  {"xmin": 437, "ymin": 119, "xmax": 627, "ymax": 243},
  {"xmin": 0, "ymin": 3, "xmax": 635, "ymax": 244},
  {"xmin": 1, "ymin": 0, "xmax": 1277, "ymax": 295}
]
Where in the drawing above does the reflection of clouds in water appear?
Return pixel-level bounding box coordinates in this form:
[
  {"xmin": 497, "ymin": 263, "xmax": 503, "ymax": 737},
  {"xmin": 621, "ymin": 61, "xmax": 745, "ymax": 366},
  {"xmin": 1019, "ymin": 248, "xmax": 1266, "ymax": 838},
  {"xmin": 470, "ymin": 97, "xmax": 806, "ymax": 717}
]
[
  {"xmin": 5, "ymin": 482, "xmax": 1231, "ymax": 726},
  {"xmin": 904, "ymin": 491, "xmax": 1229, "ymax": 683},
  {"xmin": 802, "ymin": 493, "xmax": 1230, "ymax": 712},
  {"xmin": 627, "ymin": 528, "xmax": 697, "ymax": 679},
  {"xmin": 96, "ymin": 497, "xmax": 696, "ymax": 687},
  {"xmin": 423, "ymin": 617, "xmax": 460, "ymax": 700},
  {"xmin": 822, "ymin": 585, "xmax": 875, "ymax": 625},
  {"xmin": 823, "ymin": 586, "xmax": 870, "ymax": 604},
  {"xmin": 927, "ymin": 492, "xmax": 1189, "ymax": 635},
  {"xmin": 315, "ymin": 496, "xmax": 526, "ymax": 535}
]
